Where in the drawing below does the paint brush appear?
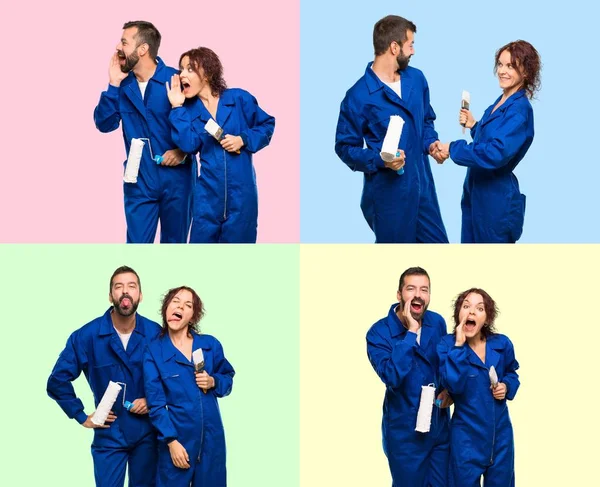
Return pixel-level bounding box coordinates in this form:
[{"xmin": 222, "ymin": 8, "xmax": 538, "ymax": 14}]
[
  {"xmin": 205, "ymin": 119, "xmax": 240, "ymax": 154},
  {"xmin": 461, "ymin": 90, "xmax": 471, "ymax": 134},
  {"xmin": 192, "ymin": 348, "xmax": 208, "ymax": 394}
]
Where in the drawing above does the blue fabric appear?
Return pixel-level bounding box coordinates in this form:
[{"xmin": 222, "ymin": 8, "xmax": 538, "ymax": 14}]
[
  {"xmin": 438, "ymin": 333, "xmax": 519, "ymax": 486},
  {"xmin": 47, "ymin": 309, "xmax": 161, "ymax": 485},
  {"xmin": 335, "ymin": 63, "xmax": 448, "ymax": 243},
  {"xmin": 367, "ymin": 304, "xmax": 450, "ymax": 486},
  {"xmin": 94, "ymin": 58, "xmax": 192, "ymax": 243},
  {"xmin": 450, "ymin": 90, "xmax": 534, "ymax": 243},
  {"xmin": 169, "ymin": 88, "xmax": 275, "ymax": 243},
  {"xmin": 144, "ymin": 332, "xmax": 235, "ymax": 486}
]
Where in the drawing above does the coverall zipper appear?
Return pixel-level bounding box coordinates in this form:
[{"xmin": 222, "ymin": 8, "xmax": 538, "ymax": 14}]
[{"xmin": 223, "ymin": 150, "xmax": 227, "ymax": 220}]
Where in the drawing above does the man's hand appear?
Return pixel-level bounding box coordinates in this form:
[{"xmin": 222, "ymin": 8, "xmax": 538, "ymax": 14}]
[
  {"xmin": 160, "ymin": 149, "xmax": 186, "ymax": 167},
  {"xmin": 82, "ymin": 411, "xmax": 116, "ymax": 429},
  {"xmin": 109, "ymin": 53, "xmax": 128, "ymax": 87},
  {"xmin": 383, "ymin": 149, "xmax": 405, "ymax": 172},
  {"xmin": 129, "ymin": 398, "xmax": 149, "ymax": 415}
]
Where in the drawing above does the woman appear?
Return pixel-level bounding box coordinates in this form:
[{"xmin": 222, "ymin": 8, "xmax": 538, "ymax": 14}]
[
  {"xmin": 440, "ymin": 40, "xmax": 542, "ymax": 243},
  {"xmin": 143, "ymin": 286, "xmax": 235, "ymax": 486},
  {"xmin": 166, "ymin": 47, "xmax": 276, "ymax": 243},
  {"xmin": 437, "ymin": 288, "xmax": 519, "ymax": 486}
]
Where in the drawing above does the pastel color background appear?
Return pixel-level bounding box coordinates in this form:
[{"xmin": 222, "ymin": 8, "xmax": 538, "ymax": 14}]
[
  {"xmin": 300, "ymin": 245, "xmax": 600, "ymax": 486},
  {"xmin": 0, "ymin": 0, "xmax": 299, "ymax": 243},
  {"xmin": 300, "ymin": 0, "xmax": 600, "ymax": 243},
  {"xmin": 0, "ymin": 246, "xmax": 299, "ymax": 486}
]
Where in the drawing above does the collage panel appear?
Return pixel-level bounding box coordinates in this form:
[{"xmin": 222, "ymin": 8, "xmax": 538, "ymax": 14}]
[
  {"xmin": 300, "ymin": 244, "xmax": 600, "ymax": 486},
  {"xmin": 301, "ymin": 1, "xmax": 599, "ymax": 243},
  {"xmin": 0, "ymin": 0, "xmax": 299, "ymax": 244},
  {"xmin": 0, "ymin": 245, "xmax": 299, "ymax": 486}
]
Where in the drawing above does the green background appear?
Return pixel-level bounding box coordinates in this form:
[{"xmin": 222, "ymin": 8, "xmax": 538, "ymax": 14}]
[{"xmin": 0, "ymin": 245, "xmax": 299, "ymax": 487}]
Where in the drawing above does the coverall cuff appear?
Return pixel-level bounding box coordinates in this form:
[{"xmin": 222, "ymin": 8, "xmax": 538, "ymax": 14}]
[
  {"xmin": 402, "ymin": 331, "xmax": 418, "ymax": 346},
  {"xmin": 374, "ymin": 154, "xmax": 386, "ymax": 169},
  {"xmin": 239, "ymin": 132, "xmax": 249, "ymax": 148},
  {"xmin": 105, "ymin": 84, "xmax": 120, "ymax": 97},
  {"xmin": 75, "ymin": 411, "xmax": 88, "ymax": 424}
]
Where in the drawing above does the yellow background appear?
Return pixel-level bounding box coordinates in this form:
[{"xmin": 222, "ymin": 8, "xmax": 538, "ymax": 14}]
[{"xmin": 300, "ymin": 245, "xmax": 600, "ymax": 486}]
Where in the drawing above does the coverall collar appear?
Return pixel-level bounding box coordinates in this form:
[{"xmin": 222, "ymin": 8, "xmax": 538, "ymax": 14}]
[
  {"xmin": 364, "ymin": 62, "xmax": 415, "ymax": 112},
  {"xmin": 466, "ymin": 333, "xmax": 505, "ymax": 369},
  {"xmin": 121, "ymin": 57, "xmax": 170, "ymax": 115},
  {"xmin": 160, "ymin": 330, "xmax": 213, "ymax": 366},
  {"xmin": 184, "ymin": 89, "xmax": 235, "ymax": 129},
  {"xmin": 98, "ymin": 308, "xmax": 147, "ymax": 372},
  {"xmin": 481, "ymin": 89, "xmax": 527, "ymax": 127}
]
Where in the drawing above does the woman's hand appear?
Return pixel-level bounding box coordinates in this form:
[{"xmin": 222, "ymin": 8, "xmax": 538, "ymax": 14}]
[
  {"xmin": 455, "ymin": 316, "xmax": 467, "ymax": 347},
  {"xmin": 168, "ymin": 440, "xmax": 190, "ymax": 469},
  {"xmin": 166, "ymin": 74, "xmax": 185, "ymax": 108},
  {"xmin": 196, "ymin": 371, "xmax": 215, "ymax": 390},
  {"xmin": 220, "ymin": 135, "xmax": 244, "ymax": 152},
  {"xmin": 492, "ymin": 382, "xmax": 507, "ymax": 400},
  {"xmin": 459, "ymin": 109, "xmax": 476, "ymax": 129}
]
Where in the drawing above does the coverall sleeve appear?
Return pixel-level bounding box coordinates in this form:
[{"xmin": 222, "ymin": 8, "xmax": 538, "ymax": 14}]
[
  {"xmin": 502, "ymin": 338, "xmax": 520, "ymax": 401},
  {"xmin": 238, "ymin": 93, "xmax": 275, "ymax": 153},
  {"xmin": 168, "ymin": 107, "xmax": 202, "ymax": 155},
  {"xmin": 93, "ymin": 84, "xmax": 122, "ymax": 133},
  {"xmin": 143, "ymin": 349, "xmax": 179, "ymax": 443},
  {"xmin": 469, "ymin": 121, "xmax": 479, "ymax": 139},
  {"xmin": 422, "ymin": 77, "xmax": 440, "ymax": 154},
  {"xmin": 46, "ymin": 332, "xmax": 89, "ymax": 425},
  {"xmin": 335, "ymin": 99, "xmax": 385, "ymax": 174},
  {"xmin": 437, "ymin": 339, "xmax": 470, "ymax": 395},
  {"xmin": 211, "ymin": 339, "xmax": 235, "ymax": 398},
  {"xmin": 449, "ymin": 110, "xmax": 531, "ymax": 170},
  {"xmin": 366, "ymin": 328, "xmax": 419, "ymax": 388}
]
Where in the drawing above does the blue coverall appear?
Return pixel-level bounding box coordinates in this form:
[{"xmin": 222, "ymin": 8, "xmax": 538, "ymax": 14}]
[
  {"xmin": 143, "ymin": 332, "xmax": 235, "ymax": 486},
  {"xmin": 47, "ymin": 309, "xmax": 162, "ymax": 487},
  {"xmin": 449, "ymin": 89, "xmax": 534, "ymax": 243},
  {"xmin": 94, "ymin": 58, "xmax": 192, "ymax": 244},
  {"xmin": 366, "ymin": 304, "xmax": 450, "ymax": 486},
  {"xmin": 169, "ymin": 88, "xmax": 275, "ymax": 243},
  {"xmin": 437, "ymin": 333, "xmax": 520, "ymax": 487},
  {"xmin": 335, "ymin": 63, "xmax": 448, "ymax": 243}
]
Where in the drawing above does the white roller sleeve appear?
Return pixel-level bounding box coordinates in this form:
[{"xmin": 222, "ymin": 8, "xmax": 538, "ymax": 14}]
[
  {"xmin": 123, "ymin": 138, "xmax": 145, "ymax": 183},
  {"xmin": 489, "ymin": 365, "xmax": 499, "ymax": 387},
  {"xmin": 415, "ymin": 384, "xmax": 436, "ymax": 433},
  {"xmin": 91, "ymin": 381, "xmax": 122, "ymax": 426},
  {"xmin": 380, "ymin": 115, "xmax": 404, "ymax": 162}
]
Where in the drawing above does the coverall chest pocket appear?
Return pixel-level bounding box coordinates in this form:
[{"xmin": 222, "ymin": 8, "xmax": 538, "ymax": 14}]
[
  {"xmin": 466, "ymin": 365, "xmax": 485, "ymax": 396},
  {"xmin": 161, "ymin": 373, "xmax": 192, "ymax": 405}
]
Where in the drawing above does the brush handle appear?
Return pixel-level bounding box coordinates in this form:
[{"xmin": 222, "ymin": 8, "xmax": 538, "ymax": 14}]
[{"xmin": 396, "ymin": 151, "xmax": 404, "ymax": 175}]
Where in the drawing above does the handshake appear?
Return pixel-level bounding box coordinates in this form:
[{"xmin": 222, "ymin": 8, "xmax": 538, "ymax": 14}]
[
  {"xmin": 429, "ymin": 141, "xmax": 450, "ymax": 164},
  {"xmin": 429, "ymin": 107, "xmax": 477, "ymax": 164}
]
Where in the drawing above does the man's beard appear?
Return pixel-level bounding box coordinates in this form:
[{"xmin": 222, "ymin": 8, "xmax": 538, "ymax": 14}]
[
  {"xmin": 113, "ymin": 293, "xmax": 139, "ymax": 317},
  {"xmin": 119, "ymin": 50, "xmax": 140, "ymax": 73},
  {"xmin": 397, "ymin": 52, "xmax": 411, "ymax": 71}
]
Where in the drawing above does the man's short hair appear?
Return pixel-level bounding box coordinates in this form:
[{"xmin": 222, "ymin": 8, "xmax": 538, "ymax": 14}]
[
  {"xmin": 373, "ymin": 15, "xmax": 417, "ymax": 56},
  {"xmin": 123, "ymin": 21, "xmax": 161, "ymax": 60}
]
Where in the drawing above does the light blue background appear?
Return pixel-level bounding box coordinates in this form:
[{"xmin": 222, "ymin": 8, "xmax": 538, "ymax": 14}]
[{"xmin": 301, "ymin": 0, "xmax": 599, "ymax": 243}]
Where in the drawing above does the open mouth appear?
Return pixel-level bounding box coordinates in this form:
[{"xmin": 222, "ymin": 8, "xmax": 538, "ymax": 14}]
[
  {"xmin": 170, "ymin": 312, "xmax": 183, "ymax": 322},
  {"xmin": 119, "ymin": 295, "xmax": 132, "ymax": 308},
  {"xmin": 410, "ymin": 300, "xmax": 424, "ymax": 313},
  {"xmin": 464, "ymin": 319, "xmax": 476, "ymax": 331}
]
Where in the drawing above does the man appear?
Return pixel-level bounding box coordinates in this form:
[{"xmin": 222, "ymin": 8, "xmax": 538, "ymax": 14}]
[
  {"xmin": 335, "ymin": 15, "xmax": 449, "ymax": 243},
  {"xmin": 47, "ymin": 266, "xmax": 162, "ymax": 486},
  {"xmin": 94, "ymin": 21, "xmax": 191, "ymax": 243},
  {"xmin": 366, "ymin": 267, "xmax": 450, "ymax": 486}
]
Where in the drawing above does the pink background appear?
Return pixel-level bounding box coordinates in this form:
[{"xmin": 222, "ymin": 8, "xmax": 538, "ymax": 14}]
[{"xmin": 0, "ymin": 0, "xmax": 299, "ymax": 243}]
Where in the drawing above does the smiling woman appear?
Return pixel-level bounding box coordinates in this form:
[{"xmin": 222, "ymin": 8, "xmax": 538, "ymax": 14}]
[
  {"xmin": 144, "ymin": 285, "xmax": 235, "ymax": 487},
  {"xmin": 438, "ymin": 40, "xmax": 542, "ymax": 243}
]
